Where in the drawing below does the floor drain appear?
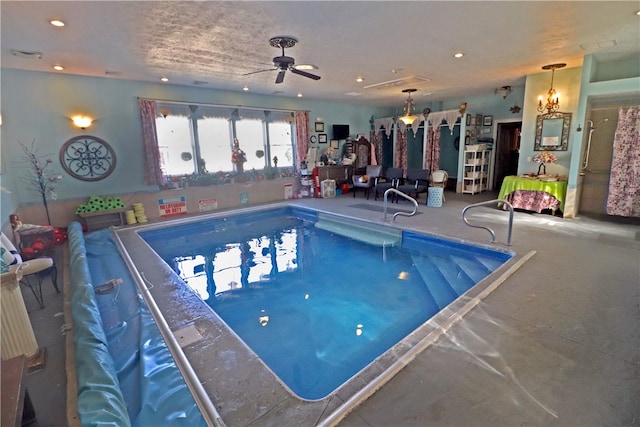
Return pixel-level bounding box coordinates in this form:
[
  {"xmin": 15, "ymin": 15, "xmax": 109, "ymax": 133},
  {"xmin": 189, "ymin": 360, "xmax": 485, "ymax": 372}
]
[{"xmin": 173, "ymin": 323, "xmax": 204, "ymax": 348}]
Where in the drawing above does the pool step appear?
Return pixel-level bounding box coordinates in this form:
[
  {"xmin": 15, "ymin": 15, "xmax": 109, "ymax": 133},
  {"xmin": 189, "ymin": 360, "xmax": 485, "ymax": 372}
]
[
  {"xmin": 314, "ymin": 214, "xmax": 401, "ymax": 247},
  {"xmin": 450, "ymin": 254, "xmax": 493, "ymax": 283},
  {"xmin": 411, "ymin": 254, "xmax": 459, "ymax": 309}
]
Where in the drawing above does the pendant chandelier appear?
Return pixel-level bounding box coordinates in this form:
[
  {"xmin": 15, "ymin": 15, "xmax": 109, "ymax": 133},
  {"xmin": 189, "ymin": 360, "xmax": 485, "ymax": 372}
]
[
  {"xmin": 398, "ymin": 88, "xmax": 418, "ymax": 125},
  {"xmin": 537, "ymin": 63, "xmax": 566, "ymax": 115}
]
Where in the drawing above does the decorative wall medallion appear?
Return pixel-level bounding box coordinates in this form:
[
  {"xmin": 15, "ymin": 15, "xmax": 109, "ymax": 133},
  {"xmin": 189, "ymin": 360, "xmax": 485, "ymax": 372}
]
[{"xmin": 60, "ymin": 135, "xmax": 116, "ymax": 181}]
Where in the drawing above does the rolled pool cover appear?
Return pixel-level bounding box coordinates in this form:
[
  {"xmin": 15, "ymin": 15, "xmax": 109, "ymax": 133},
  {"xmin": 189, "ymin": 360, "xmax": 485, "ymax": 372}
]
[
  {"xmin": 67, "ymin": 221, "xmax": 132, "ymax": 427},
  {"xmin": 68, "ymin": 222, "xmax": 208, "ymax": 426}
]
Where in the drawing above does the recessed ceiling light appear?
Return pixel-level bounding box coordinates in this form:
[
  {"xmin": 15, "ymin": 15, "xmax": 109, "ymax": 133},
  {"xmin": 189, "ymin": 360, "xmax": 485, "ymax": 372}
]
[
  {"xmin": 454, "ymin": 52, "xmax": 464, "ymax": 58},
  {"xmin": 52, "ymin": 64, "xmax": 64, "ymax": 71},
  {"xmin": 243, "ymin": 86, "xmax": 249, "ymax": 91},
  {"xmin": 50, "ymin": 19, "xmax": 65, "ymax": 27},
  {"xmin": 297, "ymin": 93, "xmax": 303, "ymax": 97},
  {"xmin": 356, "ymin": 76, "xmax": 364, "ymax": 83},
  {"xmin": 160, "ymin": 77, "xmax": 169, "ymax": 82}
]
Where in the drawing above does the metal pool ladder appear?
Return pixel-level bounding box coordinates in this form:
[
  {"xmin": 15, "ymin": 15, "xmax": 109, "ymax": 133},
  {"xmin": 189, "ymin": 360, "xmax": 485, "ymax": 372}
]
[
  {"xmin": 383, "ymin": 188, "xmax": 419, "ymax": 222},
  {"xmin": 462, "ymin": 199, "xmax": 514, "ymax": 246}
]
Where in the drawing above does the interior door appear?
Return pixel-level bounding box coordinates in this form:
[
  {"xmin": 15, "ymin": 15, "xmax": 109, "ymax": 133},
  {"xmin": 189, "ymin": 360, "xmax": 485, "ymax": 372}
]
[{"xmin": 495, "ymin": 122, "xmax": 522, "ymax": 189}]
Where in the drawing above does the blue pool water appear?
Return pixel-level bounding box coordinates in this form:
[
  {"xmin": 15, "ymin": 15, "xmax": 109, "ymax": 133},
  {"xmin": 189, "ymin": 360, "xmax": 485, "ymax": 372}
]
[{"xmin": 140, "ymin": 207, "xmax": 512, "ymax": 400}]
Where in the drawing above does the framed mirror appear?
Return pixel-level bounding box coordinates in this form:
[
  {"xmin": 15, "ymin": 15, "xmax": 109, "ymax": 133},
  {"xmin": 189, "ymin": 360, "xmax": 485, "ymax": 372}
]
[{"xmin": 534, "ymin": 112, "xmax": 571, "ymax": 151}]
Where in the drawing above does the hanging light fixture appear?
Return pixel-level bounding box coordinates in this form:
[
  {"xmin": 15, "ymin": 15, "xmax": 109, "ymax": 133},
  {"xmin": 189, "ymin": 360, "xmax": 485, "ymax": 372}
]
[
  {"xmin": 495, "ymin": 85, "xmax": 512, "ymax": 99},
  {"xmin": 537, "ymin": 63, "xmax": 566, "ymax": 115},
  {"xmin": 398, "ymin": 88, "xmax": 418, "ymax": 125}
]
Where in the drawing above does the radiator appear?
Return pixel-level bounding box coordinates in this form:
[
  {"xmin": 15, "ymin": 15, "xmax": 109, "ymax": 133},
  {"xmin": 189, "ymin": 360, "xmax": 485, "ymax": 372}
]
[{"xmin": 1, "ymin": 266, "xmax": 43, "ymax": 366}]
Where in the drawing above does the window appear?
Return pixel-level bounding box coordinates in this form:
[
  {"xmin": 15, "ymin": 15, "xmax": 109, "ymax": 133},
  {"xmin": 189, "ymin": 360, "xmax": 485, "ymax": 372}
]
[
  {"xmin": 155, "ymin": 103, "xmax": 296, "ymax": 177},
  {"xmin": 156, "ymin": 115, "xmax": 195, "ymax": 176}
]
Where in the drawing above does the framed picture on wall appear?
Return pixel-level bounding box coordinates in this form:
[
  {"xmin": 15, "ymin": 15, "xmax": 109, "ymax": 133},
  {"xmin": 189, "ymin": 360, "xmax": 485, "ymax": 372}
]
[
  {"xmin": 465, "ymin": 114, "xmax": 471, "ymax": 126},
  {"xmin": 476, "ymin": 114, "xmax": 483, "ymax": 126},
  {"xmin": 470, "ymin": 116, "xmax": 477, "ymax": 126},
  {"xmin": 483, "ymin": 115, "xmax": 493, "ymax": 126},
  {"xmin": 318, "ymin": 133, "xmax": 328, "ymax": 143},
  {"xmin": 330, "ymin": 139, "xmax": 339, "ymax": 149},
  {"xmin": 315, "ymin": 122, "xmax": 325, "ymax": 132}
]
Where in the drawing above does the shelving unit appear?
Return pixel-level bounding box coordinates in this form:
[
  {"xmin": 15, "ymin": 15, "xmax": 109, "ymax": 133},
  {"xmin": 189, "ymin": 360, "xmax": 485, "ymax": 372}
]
[
  {"xmin": 299, "ymin": 168, "xmax": 313, "ymax": 198},
  {"xmin": 462, "ymin": 145, "xmax": 490, "ymax": 194}
]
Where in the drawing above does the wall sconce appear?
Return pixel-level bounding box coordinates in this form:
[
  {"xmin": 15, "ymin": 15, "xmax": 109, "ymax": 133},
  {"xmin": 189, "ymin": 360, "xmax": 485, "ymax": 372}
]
[
  {"xmin": 72, "ymin": 115, "xmax": 93, "ymax": 129},
  {"xmin": 398, "ymin": 88, "xmax": 418, "ymax": 125},
  {"xmin": 537, "ymin": 63, "xmax": 566, "ymax": 115},
  {"xmin": 495, "ymin": 86, "xmax": 512, "ymax": 99}
]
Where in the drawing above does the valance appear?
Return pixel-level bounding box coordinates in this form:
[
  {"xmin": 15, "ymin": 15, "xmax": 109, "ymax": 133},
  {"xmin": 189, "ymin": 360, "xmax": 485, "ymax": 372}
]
[
  {"xmin": 374, "ymin": 108, "xmax": 462, "ymax": 136},
  {"xmin": 155, "ymin": 102, "xmax": 294, "ymax": 122}
]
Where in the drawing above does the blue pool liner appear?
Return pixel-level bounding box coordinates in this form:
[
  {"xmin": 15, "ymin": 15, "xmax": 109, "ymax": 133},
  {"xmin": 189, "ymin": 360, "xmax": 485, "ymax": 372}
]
[{"xmin": 67, "ymin": 222, "xmax": 206, "ymax": 427}]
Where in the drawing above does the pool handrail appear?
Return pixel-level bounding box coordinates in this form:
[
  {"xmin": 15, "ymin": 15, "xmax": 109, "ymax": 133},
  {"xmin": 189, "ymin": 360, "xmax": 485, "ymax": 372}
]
[
  {"xmin": 461, "ymin": 199, "xmax": 514, "ymax": 246},
  {"xmin": 383, "ymin": 188, "xmax": 419, "ymax": 222},
  {"xmin": 112, "ymin": 231, "xmax": 227, "ymax": 427}
]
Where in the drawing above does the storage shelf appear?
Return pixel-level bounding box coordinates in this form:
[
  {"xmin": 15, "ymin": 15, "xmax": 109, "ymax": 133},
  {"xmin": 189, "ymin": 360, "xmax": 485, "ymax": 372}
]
[{"xmin": 462, "ymin": 148, "xmax": 490, "ymax": 194}]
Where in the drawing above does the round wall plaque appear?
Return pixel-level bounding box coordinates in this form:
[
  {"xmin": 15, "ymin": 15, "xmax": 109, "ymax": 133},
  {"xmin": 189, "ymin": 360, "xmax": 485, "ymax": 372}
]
[{"xmin": 59, "ymin": 135, "xmax": 116, "ymax": 181}]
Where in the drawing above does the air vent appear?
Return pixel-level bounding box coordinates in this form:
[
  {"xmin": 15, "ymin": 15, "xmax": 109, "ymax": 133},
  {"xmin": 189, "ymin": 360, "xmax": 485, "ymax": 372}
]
[
  {"xmin": 364, "ymin": 75, "xmax": 431, "ymax": 90},
  {"xmin": 10, "ymin": 49, "xmax": 43, "ymax": 59},
  {"xmin": 193, "ymin": 80, "xmax": 209, "ymax": 85},
  {"xmin": 580, "ymin": 39, "xmax": 618, "ymax": 50}
]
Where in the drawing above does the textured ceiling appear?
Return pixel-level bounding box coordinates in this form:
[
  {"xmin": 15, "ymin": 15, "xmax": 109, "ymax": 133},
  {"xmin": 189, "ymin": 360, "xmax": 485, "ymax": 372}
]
[{"xmin": 1, "ymin": 1, "xmax": 638, "ymax": 107}]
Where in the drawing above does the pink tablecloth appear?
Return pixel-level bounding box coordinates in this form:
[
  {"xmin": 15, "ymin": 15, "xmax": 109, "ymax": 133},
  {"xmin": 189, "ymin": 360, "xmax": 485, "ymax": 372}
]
[{"xmin": 502, "ymin": 190, "xmax": 561, "ymax": 213}]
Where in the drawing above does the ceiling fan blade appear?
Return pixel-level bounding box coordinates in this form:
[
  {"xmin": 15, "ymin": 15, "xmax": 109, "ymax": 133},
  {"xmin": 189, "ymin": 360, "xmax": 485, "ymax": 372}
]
[
  {"xmin": 242, "ymin": 68, "xmax": 276, "ymax": 76},
  {"xmin": 290, "ymin": 67, "xmax": 321, "ymax": 80},
  {"xmin": 275, "ymin": 70, "xmax": 286, "ymax": 84}
]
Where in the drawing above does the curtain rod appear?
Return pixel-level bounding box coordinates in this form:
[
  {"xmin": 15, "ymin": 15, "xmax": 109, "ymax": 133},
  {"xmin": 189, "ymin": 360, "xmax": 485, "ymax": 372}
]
[
  {"xmin": 137, "ymin": 97, "xmax": 309, "ymax": 113},
  {"xmin": 589, "ymin": 104, "xmax": 639, "ymax": 111}
]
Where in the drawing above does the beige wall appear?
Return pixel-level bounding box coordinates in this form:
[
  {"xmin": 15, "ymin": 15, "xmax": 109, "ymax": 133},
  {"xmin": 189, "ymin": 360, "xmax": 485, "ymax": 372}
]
[{"xmin": 14, "ymin": 178, "xmax": 300, "ymax": 229}]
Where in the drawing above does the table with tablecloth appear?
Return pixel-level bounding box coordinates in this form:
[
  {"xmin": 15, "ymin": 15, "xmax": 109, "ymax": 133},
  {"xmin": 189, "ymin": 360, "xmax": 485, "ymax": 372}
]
[{"xmin": 498, "ymin": 176, "xmax": 568, "ymax": 214}]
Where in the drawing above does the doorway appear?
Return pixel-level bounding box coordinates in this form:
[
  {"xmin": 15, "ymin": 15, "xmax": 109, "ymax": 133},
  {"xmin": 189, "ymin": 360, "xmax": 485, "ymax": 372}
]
[{"xmin": 494, "ymin": 121, "xmax": 522, "ymax": 189}]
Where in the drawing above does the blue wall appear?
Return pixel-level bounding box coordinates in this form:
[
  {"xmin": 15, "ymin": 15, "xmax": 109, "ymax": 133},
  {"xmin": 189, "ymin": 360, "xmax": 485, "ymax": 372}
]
[{"xmin": 0, "ymin": 69, "xmax": 387, "ymax": 221}]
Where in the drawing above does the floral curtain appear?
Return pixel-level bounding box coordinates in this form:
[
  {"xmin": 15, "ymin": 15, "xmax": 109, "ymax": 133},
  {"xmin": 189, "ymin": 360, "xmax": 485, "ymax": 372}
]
[
  {"xmin": 424, "ymin": 126, "xmax": 441, "ymax": 172},
  {"xmin": 606, "ymin": 106, "xmax": 640, "ymax": 217},
  {"xmin": 369, "ymin": 129, "xmax": 382, "ymax": 166},
  {"xmin": 395, "ymin": 125, "xmax": 407, "ymax": 171},
  {"xmin": 294, "ymin": 111, "xmax": 309, "ymax": 171},
  {"xmin": 138, "ymin": 99, "xmax": 163, "ymax": 186}
]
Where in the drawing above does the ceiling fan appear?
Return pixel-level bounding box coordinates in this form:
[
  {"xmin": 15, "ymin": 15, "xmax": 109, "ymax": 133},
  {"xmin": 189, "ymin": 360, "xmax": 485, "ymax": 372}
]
[{"xmin": 244, "ymin": 36, "xmax": 321, "ymax": 84}]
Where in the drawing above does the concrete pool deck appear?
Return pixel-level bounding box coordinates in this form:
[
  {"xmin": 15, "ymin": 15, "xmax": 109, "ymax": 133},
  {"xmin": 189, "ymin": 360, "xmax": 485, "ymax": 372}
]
[{"xmin": 23, "ymin": 189, "xmax": 640, "ymax": 426}]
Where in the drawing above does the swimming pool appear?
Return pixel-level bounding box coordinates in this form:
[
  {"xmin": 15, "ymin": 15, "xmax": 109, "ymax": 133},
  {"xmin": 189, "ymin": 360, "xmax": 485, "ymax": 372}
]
[
  {"xmin": 112, "ymin": 207, "xmax": 513, "ymax": 420},
  {"xmin": 138, "ymin": 207, "xmax": 512, "ymax": 400}
]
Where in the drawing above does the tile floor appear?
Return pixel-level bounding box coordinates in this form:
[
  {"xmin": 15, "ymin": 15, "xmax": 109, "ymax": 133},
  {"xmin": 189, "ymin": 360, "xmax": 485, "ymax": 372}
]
[{"xmin": 20, "ymin": 189, "xmax": 640, "ymax": 426}]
